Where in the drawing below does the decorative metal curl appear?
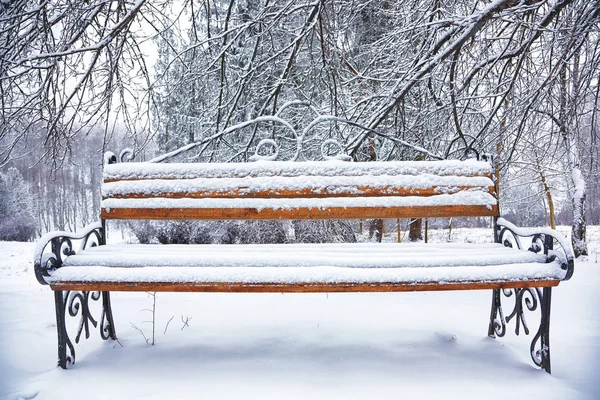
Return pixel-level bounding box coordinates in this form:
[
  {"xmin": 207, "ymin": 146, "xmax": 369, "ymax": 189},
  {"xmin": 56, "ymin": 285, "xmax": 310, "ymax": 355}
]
[
  {"xmin": 479, "ymin": 153, "xmax": 492, "ymax": 162},
  {"xmin": 103, "ymin": 148, "xmax": 135, "ymax": 165},
  {"xmin": 528, "ymin": 234, "xmax": 545, "ymax": 254},
  {"xmin": 493, "ymin": 288, "xmax": 540, "ymax": 337},
  {"xmin": 497, "ymin": 226, "xmax": 523, "ymax": 250},
  {"xmin": 462, "ymin": 147, "xmax": 480, "ymax": 160},
  {"xmin": 249, "ymin": 139, "xmax": 279, "ymax": 161},
  {"xmin": 56, "ymin": 290, "xmax": 117, "ymax": 368},
  {"xmin": 103, "ymin": 151, "xmax": 117, "ymax": 165},
  {"xmin": 37, "ymin": 237, "xmax": 75, "ymax": 282},
  {"xmin": 68, "ymin": 291, "xmax": 100, "ymax": 343},
  {"xmin": 100, "ymin": 295, "xmax": 116, "ymax": 341},
  {"xmin": 34, "ymin": 222, "xmax": 104, "ymax": 285},
  {"xmin": 119, "ymin": 148, "xmax": 135, "ymax": 162},
  {"xmin": 321, "ymin": 139, "xmax": 352, "ymax": 161}
]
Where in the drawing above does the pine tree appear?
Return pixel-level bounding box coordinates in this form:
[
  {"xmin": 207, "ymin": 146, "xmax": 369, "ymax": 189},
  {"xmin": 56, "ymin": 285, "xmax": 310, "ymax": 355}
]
[{"xmin": 0, "ymin": 168, "xmax": 37, "ymax": 241}]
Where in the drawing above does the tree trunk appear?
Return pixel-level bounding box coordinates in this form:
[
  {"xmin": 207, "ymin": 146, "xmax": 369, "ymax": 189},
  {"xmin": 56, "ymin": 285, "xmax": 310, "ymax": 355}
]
[
  {"xmin": 570, "ymin": 173, "xmax": 587, "ymax": 256},
  {"xmin": 368, "ymin": 134, "xmax": 384, "ymax": 242},
  {"xmin": 409, "ymin": 218, "xmax": 422, "ymax": 242},
  {"xmin": 409, "ymin": 154, "xmax": 424, "ymax": 241},
  {"xmin": 534, "ymin": 149, "xmax": 555, "ymax": 229},
  {"xmin": 369, "ymin": 219, "xmax": 384, "ymax": 243},
  {"xmin": 560, "ymin": 59, "xmax": 588, "ymax": 256}
]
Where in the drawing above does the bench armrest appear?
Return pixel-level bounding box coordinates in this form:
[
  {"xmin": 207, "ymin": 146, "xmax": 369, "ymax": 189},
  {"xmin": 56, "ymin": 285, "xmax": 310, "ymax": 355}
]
[
  {"xmin": 496, "ymin": 217, "xmax": 575, "ymax": 281},
  {"xmin": 34, "ymin": 221, "xmax": 105, "ymax": 285}
]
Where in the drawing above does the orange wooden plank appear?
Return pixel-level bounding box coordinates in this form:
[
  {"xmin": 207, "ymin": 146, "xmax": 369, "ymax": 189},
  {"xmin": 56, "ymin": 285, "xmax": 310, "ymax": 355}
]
[
  {"xmin": 106, "ymin": 186, "xmax": 497, "ymax": 199},
  {"xmin": 50, "ymin": 279, "xmax": 560, "ymax": 293},
  {"xmin": 101, "ymin": 204, "xmax": 499, "ymax": 220},
  {"xmin": 104, "ymin": 172, "xmax": 495, "ymax": 183}
]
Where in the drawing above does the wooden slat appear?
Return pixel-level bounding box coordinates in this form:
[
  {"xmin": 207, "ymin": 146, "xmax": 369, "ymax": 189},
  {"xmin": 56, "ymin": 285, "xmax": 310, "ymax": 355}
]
[
  {"xmin": 106, "ymin": 186, "xmax": 497, "ymax": 199},
  {"xmin": 101, "ymin": 204, "xmax": 499, "ymax": 220},
  {"xmin": 50, "ymin": 279, "xmax": 560, "ymax": 293},
  {"xmin": 104, "ymin": 172, "xmax": 495, "ymax": 183},
  {"xmin": 105, "ymin": 174, "xmax": 495, "ymax": 183}
]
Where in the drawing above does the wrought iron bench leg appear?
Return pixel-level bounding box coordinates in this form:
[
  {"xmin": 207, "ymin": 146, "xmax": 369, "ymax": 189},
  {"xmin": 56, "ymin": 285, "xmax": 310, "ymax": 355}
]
[
  {"xmin": 54, "ymin": 290, "xmax": 117, "ymax": 369},
  {"xmin": 538, "ymin": 287, "xmax": 552, "ymax": 373},
  {"xmin": 54, "ymin": 290, "xmax": 71, "ymax": 369},
  {"xmin": 101, "ymin": 291, "xmax": 118, "ymax": 341},
  {"xmin": 488, "ymin": 287, "xmax": 552, "ymax": 373}
]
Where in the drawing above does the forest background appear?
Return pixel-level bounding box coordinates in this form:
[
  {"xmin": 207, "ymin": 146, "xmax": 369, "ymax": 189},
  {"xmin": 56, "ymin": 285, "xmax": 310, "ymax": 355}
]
[{"xmin": 0, "ymin": 0, "xmax": 598, "ymax": 257}]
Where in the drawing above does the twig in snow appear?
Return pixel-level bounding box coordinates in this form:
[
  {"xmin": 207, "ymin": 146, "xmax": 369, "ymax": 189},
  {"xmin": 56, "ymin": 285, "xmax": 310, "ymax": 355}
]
[
  {"xmin": 164, "ymin": 316, "xmax": 175, "ymax": 335},
  {"xmin": 130, "ymin": 322, "xmax": 150, "ymax": 344},
  {"xmin": 181, "ymin": 315, "xmax": 192, "ymax": 330}
]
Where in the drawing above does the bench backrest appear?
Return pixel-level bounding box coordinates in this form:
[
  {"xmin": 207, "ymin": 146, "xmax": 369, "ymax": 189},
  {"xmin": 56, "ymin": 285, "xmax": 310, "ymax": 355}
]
[{"xmin": 101, "ymin": 160, "xmax": 498, "ymax": 220}]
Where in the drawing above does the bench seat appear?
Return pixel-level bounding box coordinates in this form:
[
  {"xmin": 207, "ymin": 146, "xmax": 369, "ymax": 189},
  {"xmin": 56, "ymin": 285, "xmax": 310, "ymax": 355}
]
[{"xmin": 48, "ymin": 242, "xmax": 564, "ymax": 292}]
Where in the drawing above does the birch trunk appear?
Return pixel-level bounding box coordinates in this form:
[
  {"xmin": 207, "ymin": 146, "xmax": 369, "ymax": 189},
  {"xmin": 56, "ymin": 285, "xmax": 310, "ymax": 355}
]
[{"xmin": 560, "ymin": 59, "xmax": 588, "ymax": 256}]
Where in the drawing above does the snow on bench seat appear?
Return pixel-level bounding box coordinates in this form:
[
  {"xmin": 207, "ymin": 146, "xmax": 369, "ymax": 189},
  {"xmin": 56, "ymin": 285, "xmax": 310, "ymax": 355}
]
[
  {"xmin": 61, "ymin": 242, "xmax": 546, "ymax": 268},
  {"xmin": 47, "ymin": 242, "xmax": 564, "ymax": 291},
  {"xmin": 48, "ymin": 263, "xmax": 564, "ymax": 291}
]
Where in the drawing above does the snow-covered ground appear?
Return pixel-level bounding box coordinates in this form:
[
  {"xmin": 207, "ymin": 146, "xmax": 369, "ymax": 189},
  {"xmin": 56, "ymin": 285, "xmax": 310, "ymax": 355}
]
[{"xmin": 1, "ymin": 227, "xmax": 598, "ymax": 399}]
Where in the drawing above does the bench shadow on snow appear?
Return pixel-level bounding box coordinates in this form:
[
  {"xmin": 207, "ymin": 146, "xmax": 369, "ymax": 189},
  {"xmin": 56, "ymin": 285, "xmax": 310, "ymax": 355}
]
[{"xmin": 79, "ymin": 332, "xmax": 544, "ymax": 380}]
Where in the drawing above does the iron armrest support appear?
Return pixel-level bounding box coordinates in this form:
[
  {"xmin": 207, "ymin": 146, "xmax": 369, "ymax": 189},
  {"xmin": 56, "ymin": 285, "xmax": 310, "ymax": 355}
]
[
  {"xmin": 34, "ymin": 221, "xmax": 105, "ymax": 285},
  {"xmin": 494, "ymin": 217, "xmax": 574, "ymax": 280}
]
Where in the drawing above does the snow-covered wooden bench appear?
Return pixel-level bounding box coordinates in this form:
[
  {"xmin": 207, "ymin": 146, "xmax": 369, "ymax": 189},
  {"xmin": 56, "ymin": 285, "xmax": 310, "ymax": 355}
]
[{"xmin": 34, "ymin": 157, "xmax": 574, "ymax": 373}]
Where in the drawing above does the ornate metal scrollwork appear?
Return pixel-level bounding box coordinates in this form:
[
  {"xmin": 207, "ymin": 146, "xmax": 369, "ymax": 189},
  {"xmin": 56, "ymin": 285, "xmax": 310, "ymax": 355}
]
[
  {"xmin": 146, "ymin": 102, "xmax": 448, "ymax": 163},
  {"xmin": 320, "ymin": 139, "xmax": 352, "ymax": 161},
  {"xmin": 55, "ymin": 290, "xmax": 117, "ymax": 368},
  {"xmin": 462, "ymin": 147, "xmax": 480, "ymax": 160},
  {"xmin": 249, "ymin": 138, "xmax": 279, "ymax": 161},
  {"xmin": 34, "ymin": 222, "xmax": 105, "ymax": 285},
  {"xmin": 119, "ymin": 148, "xmax": 135, "ymax": 163},
  {"xmin": 497, "ymin": 226, "xmax": 523, "ymax": 250},
  {"xmin": 104, "ymin": 148, "xmax": 135, "ymax": 165},
  {"xmin": 489, "ymin": 287, "xmax": 552, "ymax": 372},
  {"xmin": 34, "ymin": 221, "xmax": 117, "ymax": 368},
  {"xmin": 494, "ymin": 217, "xmax": 574, "ymax": 280},
  {"xmin": 488, "ymin": 217, "xmax": 569, "ymax": 373}
]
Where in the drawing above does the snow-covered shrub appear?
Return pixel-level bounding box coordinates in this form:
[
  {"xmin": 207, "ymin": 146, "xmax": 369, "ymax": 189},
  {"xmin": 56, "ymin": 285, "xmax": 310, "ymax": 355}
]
[
  {"xmin": 128, "ymin": 220, "xmax": 286, "ymax": 244},
  {"xmin": 127, "ymin": 220, "xmax": 355, "ymax": 244},
  {"xmin": 128, "ymin": 221, "xmax": 213, "ymax": 244},
  {"xmin": 0, "ymin": 168, "xmax": 37, "ymax": 241},
  {"xmin": 292, "ymin": 220, "xmax": 356, "ymax": 243},
  {"xmin": 0, "ymin": 216, "xmax": 36, "ymax": 242},
  {"xmin": 193, "ymin": 220, "xmax": 287, "ymax": 244},
  {"xmin": 127, "ymin": 221, "xmax": 156, "ymax": 244}
]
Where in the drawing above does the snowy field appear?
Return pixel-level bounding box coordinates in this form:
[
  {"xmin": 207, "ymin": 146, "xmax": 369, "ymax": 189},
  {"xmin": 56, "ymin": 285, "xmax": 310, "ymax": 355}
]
[{"xmin": 1, "ymin": 227, "xmax": 599, "ymax": 400}]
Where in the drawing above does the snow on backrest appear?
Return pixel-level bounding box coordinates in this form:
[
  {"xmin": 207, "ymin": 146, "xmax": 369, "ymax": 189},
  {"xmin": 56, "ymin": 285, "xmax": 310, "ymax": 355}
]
[
  {"xmin": 100, "ymin": 160, "xmax": 498, "ymax": 220},
  {"xmin": 104, "ymin": 160, "xmax": 493, "ymax": 181}
]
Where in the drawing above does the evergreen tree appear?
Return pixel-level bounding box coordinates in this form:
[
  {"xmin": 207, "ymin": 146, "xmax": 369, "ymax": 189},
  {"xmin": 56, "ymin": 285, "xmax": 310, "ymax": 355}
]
[{"xmin": 0, "ymin": 168, "xmax": 36, "ymax": 241}]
